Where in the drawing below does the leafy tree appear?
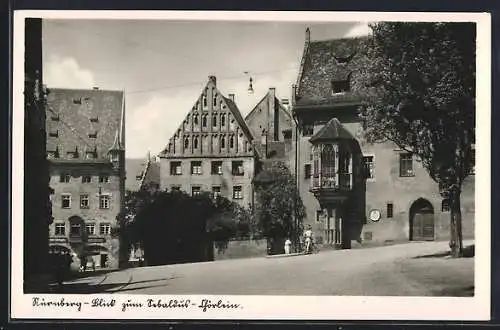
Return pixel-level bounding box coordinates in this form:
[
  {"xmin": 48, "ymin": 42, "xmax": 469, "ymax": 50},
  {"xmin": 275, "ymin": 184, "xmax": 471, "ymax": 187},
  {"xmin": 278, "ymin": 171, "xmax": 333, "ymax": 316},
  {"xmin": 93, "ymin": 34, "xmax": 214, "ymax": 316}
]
[
  {"xmin": 120, "ymin": 188, "xmax": 249, "ymax": 265},
  {"xmin": 360, "ymin": 22, "xmax": 475, "ymax": 257},
  {"xmin": 253, "ymin": 161, "xmax": 306, "ymax": 253}
]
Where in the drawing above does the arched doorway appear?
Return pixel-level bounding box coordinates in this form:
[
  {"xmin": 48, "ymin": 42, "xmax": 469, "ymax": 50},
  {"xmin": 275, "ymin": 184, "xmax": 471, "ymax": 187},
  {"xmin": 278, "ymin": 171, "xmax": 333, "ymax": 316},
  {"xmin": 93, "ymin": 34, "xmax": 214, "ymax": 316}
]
[
  {"xmin": 84, "ymin": 245, "xmax": 109, "ymax": 269},
  {"xmin": 409, "ymin": 198, "xmax": 435, "ymax": 241}
]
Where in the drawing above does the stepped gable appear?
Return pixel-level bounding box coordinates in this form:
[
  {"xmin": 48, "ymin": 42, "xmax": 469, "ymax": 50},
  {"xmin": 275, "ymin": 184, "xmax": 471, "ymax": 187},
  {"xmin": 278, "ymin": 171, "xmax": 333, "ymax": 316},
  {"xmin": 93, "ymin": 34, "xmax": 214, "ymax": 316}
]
[
  {"xmin": 46, "ymin": 87, "xmax": 125, "ymax": 160},
  {"xmin": 159, "ymin": 76, "xmax": 255, "ymax": 158}
]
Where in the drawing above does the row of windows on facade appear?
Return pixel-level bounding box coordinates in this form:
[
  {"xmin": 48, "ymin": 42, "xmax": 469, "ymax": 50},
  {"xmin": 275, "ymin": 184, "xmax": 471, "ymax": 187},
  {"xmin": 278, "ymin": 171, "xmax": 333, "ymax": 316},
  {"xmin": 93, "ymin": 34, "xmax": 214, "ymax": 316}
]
[
  {"xmin": 53, "ymin": 222, "xmax": 112, "ymax": 236},
  {"xmin": 58, "ymin": 174, "xmax": 110, "ymax": 183},
  {"xmin": 59, "ymin": 194, "xmax": 111, "ymax": 209},
  {"xmin": 178, "ymin": 134, "xmax": 249, "ymax": 151},
  {"xmin": 170, "ymin": 185, "xmax": 244, "ymax": 200},
  {"xmin": 184, "ymin": 112, "xmax": 233, "ymax": 129},
  {"xmin": 48, "ymin": 130, "xmax": 98, "ymax": 139},
  {"xmin": 303, "ymin": 153, "xmax": 415, "ymax": 179},
  {"xmin": 170, "ymin": 160, "xmax": 245, "ymax": 176},
  {"xmin": 50, "ymin": 112, "xmax": 99, "ymax": 123}
]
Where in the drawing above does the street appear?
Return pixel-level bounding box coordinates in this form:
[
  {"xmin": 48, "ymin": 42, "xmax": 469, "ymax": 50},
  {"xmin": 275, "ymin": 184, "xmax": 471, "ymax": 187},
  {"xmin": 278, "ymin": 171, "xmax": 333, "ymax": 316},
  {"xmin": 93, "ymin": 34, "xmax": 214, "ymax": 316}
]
[{"xmin": 61, "ymin": 240, "xmax": 474, "ymax": 296}]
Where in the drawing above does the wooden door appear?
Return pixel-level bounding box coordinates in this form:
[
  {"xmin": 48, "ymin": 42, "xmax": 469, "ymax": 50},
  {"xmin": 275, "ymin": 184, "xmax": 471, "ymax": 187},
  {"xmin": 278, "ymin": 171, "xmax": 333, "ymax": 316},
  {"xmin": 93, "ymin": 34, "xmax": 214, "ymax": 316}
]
[{"xmin": 412, "ymin": 212, "xmax": 435, "ymax": 241}]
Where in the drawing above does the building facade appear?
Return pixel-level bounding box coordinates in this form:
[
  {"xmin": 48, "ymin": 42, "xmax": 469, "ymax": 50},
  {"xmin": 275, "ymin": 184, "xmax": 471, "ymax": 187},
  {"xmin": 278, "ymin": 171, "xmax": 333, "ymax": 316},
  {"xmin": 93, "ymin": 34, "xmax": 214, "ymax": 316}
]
[
  {"xmin": 292, "ymin": 28, "xmax": 475, "ymax": 246},
  {"xmin": 24, "ymin": 18, "xmax": 52, "ymax": 288},
  {"xmin": 46, "ymin": 87, "xmax": 126, "ymax": 269},
  {"xmin": 159, "ymin": 76, "xmax": 257, "ymax": 208}
]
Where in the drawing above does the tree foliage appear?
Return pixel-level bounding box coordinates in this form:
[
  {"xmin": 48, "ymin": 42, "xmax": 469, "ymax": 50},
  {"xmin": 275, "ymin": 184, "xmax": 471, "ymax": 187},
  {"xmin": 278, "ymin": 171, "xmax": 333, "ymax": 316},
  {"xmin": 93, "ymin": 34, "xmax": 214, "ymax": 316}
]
[
  {"xmin": 253, "ymin": 161, "xmax": 306, "ymax": 246},
  {"xmin": 117, "ymin": 187, "xmax": 251, "ymax": 265},
  {"xmin": 360, "ymin": 22, "xmax": 476, "ymax": 257}
]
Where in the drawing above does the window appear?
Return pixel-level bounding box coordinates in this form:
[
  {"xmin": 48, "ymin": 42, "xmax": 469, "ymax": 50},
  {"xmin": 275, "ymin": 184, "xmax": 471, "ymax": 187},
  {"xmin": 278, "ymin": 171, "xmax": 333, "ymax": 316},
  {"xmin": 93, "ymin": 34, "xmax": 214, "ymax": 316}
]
[
  {"xmin": 399, "ymin": 153, "xmax": 414, "ymax": 177},
  {"xmin": 82, "ymin": 175, "xmax": 92, "ymax": 183},
  {"xmin": 304, "ymin": 164, "xmax": 312, "ymax": 179},
  {"xmin": 67, "ymin": 151, "xmax": 79, "ymax": 159},
  {"xmin": 229, "ymin": 135, "xmax": 235, "ymax": 149},
  {"xmin": 80, "ymin": 194, "xmax": 89, "ymax": 209},
  {"xmin": 99, "ymin": 195, "xmax": 110, "ymax": 209},
  {"xmin": 212, "ymin": 115, "xmax": 217, "ymax": 127},
  {"xmin": 442, "ymin": 199, "xmax": 450, "ymax": 212},
  {"xmin": 331, "ymin": 80, "xmax": 350, "ymax": 94},
  {"xmin": 90, "ymin": 117, "xmax": 99, "ymax": 123},
  {"xmin": 70, "ymin": 223, "xmax": 81, "ymax": 236},
  {"xmin": 232, "ymin": 186, "xmax": 243, "ymax": 199},
  {"xmin": 363, "ymin": 156, "xmax": 375, "ymax": 179},
  {"xmin": 170, "ymin": 161, "xmax": 182, "ymax": 175},
  {"xmin": 54, "ymin": 223, "xmax": 65, "ymax": 236},
  {"xmin": 85, "ymin": 151, "xmax": 97, "ymax": 159},
  {"xmin": 99, "ymin": 223, "xmax": 111, "ymax": 235},
  {"xmin": 170, "ymin": 185, "xmax": 181, "ymax": 191},
  {"xmin": 191, "ymin": 186, "xmax": 201, "ymax": 196},
  {"xmin": 220, "ymin": 135, "xmax": 226, "ymax": 149},
  {"xmin": 184, "ymin": 137, "xmax": 189, "ymax": 149},
  {"xmin": 60, "ymin": 173, "xmax": 71, "ymax": 183},
  {"xmin": 86, "ymin": 223, "xmax": 96, "ymax": 236},
  {"xmin": 203, "ymin": 96, "xmax": 207, "ymax": 108},
  {"xmin": 221, "ymin": 114, "xmax": 226, "ymax": 127},
  {"xmin": 213, "ymin": 96, "xmax": 217, "ymax": 106},
  {"xmin": 303, "ymin": 125, "xmax": 314, "ymax": 136},
  {"xmin": 212, "ymin": 186, "xmax": 221, "ymax": 199},
  {"xmin": 316, "ymin": 210, "xmax": 323, "ymax": 222},
  {"xmin": 88, "ymin": 132, "xmax": 97, "ymax": 138},
  {"xmin": 202, "ymin": 115, "xmax": 208, "ymax": 127},
  {"xmin": 47, "ymin": 151, "xmax": 59, "ymax": 159},
  {"xmin": 49, "ymin": 130, "xmax": 59, "ymax": 138},
  {"xmin": 73, "ymin": 97, "xmax": 82, "ymax": 104},
  {"xmin": 51, "ymin": 114, "xmax": 60, "ymax": 121},
  {"xmin": 99, "ymin": 175, "xmax": 110, "ymax": 183},
  {"xmin": 193, "ymin": 136, "xmax": 199, "ymax": 149},
  {"xmin": 211, "ymin": 161, "xmax": 223, "ymax": 175},
  {"xmin": 193, "ymin": 114, "xmax": 199, "ymax": 125},
  {"xmin": 191, "ymin": 161, "xmax": 202, "ymax": 175},
  {"xmin": 232, "ymin": 161, "xmax": 244, "ymax": 176},
  {"xmin": 61, "ymin": 194, "xmax": 71, "ymax": 208},
  {"xmin": 387, "ymin": 203, "xmax": 394, "ymax": 218}
]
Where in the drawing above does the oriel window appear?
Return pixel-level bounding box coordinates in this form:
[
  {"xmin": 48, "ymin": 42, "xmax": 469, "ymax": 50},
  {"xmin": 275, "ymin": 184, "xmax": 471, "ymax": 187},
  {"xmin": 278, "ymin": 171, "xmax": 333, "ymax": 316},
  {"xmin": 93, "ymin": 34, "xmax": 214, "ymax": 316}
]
[{"xmin": 399, "ymin": 153, "xmax": 414, "ymax": 177}]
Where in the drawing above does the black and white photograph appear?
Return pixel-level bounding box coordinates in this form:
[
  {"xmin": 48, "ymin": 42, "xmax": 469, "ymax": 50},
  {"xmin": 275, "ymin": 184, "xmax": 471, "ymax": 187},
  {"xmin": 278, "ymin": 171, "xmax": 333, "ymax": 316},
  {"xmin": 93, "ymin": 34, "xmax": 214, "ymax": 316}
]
[{"xmin": 12, "ymin": 11, "xmax": 490, "ymax": 320}]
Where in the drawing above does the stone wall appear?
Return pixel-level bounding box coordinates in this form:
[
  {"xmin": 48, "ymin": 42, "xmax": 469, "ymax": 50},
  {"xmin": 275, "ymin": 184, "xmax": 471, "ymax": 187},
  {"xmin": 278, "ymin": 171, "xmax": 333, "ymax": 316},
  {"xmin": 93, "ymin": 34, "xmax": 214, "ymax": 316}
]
[{"xmin": 213, "ymin": 238, "xmax": 268, "ymax": 260}]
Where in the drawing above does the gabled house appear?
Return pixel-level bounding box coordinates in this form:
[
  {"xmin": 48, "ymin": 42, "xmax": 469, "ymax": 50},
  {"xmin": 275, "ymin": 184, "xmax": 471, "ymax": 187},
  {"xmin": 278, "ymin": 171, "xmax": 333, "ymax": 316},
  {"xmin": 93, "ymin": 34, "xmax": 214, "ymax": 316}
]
[
  {"xmin": 292, "ymin": 28, "xmax": 475, "ymax": 246},
  {"xmin": 159, "ymin": 76, "xmax": 257, "ymax": 208}
]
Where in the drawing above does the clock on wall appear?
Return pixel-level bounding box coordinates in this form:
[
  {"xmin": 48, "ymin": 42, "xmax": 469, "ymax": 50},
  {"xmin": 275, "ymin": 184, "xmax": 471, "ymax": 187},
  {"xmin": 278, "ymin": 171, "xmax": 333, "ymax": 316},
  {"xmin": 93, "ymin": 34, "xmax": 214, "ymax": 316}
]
[{"xmin": 369, "ymin": 209, "xmax": 381, "ymax": 222}]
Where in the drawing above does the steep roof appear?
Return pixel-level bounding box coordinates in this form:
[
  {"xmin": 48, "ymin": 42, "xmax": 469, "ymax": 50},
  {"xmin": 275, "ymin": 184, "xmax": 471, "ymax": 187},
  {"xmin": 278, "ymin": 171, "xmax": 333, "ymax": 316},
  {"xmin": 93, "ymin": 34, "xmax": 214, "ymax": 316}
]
[
  {"xmin": 309, "ymin": 117, "xmax": 355, "ymax": 143},
  {"xmin": 46, "ymin": 88, "xmax": 124, "ymax": 160},
  {"xmin": 295, "ymin": 35, "xmax": 370, "ymax": 107},
  {"xmin": 222, "ymin": 95, "xmax": 254, "ymax": 142},
  {"xmin": 125, "ymin": 158, "xmax": 146, "ymax": 192}
]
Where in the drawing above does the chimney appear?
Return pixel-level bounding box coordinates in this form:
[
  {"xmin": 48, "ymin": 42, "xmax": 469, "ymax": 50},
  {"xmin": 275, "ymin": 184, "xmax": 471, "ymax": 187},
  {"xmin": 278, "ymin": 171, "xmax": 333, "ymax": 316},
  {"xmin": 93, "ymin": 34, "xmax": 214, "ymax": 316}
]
[
  {"xmin": 208, "ymin": 75, "xmax": 217, "ymax": 86},
  {"xmin": 228, "ymin": 93, "xmax": 235, "ymax": 102},
  {"xmin": 305, "ymin": 27, "xmax": 310, "ymax": 43},
  {"xmin": 92, "ymin": 86, "xmax": 99, "ymax": 90}
]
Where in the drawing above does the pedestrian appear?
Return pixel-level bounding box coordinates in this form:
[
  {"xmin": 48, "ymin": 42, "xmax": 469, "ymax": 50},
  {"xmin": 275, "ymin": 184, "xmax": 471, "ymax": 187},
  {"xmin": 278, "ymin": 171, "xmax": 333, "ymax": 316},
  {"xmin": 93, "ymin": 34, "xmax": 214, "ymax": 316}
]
[{"xmin": 284, "ymin": 238, "xmax": 292, "ymax": 254}]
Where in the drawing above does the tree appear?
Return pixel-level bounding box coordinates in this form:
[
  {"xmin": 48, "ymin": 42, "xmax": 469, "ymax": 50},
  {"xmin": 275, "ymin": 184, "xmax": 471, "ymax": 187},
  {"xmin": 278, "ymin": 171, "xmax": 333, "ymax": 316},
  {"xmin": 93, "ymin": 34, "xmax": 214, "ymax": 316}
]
[
  {"xmin": 360, "ymin": 22, "xmax": 475, "ymax": 257},
  {"xmin": 253, "ymin": 161, "xmax": 306, "ymax": 253}
]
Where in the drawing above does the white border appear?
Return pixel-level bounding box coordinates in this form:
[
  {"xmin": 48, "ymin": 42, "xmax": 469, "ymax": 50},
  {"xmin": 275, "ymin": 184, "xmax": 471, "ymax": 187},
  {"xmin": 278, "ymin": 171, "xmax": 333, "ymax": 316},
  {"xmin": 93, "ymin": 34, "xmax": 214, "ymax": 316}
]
[{"xmin": 11, "ymin": 11, "xmax": 491, "ymax": 321}]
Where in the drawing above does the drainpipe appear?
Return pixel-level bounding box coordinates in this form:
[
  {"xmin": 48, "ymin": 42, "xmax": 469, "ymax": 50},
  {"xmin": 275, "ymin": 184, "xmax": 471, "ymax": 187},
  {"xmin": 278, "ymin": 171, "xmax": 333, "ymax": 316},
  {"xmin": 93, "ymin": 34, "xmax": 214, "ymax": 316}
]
[{"xmin": 291, "ymin": 84, "xmax": 300, "ymax": 253}]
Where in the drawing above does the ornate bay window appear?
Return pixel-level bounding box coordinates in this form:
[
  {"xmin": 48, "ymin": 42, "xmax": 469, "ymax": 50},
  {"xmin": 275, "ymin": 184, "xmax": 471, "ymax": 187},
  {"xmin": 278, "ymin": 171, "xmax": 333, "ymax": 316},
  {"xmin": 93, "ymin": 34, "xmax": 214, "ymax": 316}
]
[{"xmin": 310, "ymin": 142, "xmax": 353, "ymax": 192}]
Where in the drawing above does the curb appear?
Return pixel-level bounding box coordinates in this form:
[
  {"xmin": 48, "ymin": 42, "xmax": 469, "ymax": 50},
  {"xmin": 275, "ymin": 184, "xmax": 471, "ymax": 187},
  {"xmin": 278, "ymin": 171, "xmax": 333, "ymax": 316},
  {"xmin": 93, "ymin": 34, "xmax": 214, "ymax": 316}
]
[{"xmin": 265, "ymin": 253, "xmax": 303, "ymax": 259}]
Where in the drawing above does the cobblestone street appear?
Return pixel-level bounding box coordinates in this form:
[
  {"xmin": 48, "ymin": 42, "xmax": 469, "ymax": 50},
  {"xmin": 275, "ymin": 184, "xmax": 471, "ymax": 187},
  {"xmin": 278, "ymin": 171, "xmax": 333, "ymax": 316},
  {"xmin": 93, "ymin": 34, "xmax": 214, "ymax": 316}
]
[{"xmin": 60, "ymin": 240, "xmax": 474, "ymax": 296}]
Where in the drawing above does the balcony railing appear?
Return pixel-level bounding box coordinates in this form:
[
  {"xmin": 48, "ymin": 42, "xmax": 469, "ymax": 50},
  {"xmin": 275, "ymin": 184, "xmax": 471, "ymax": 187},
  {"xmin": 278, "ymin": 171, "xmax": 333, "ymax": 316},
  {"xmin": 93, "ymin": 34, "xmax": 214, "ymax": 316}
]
[{"xmin": 311, "ymin": 173, "xmax": 352, "ymax": 192}]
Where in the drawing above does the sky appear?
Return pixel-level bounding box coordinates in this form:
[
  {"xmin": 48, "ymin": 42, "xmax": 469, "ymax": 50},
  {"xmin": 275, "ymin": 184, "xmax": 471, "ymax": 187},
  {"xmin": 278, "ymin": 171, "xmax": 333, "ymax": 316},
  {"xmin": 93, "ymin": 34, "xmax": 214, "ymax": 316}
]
[{"xmin": 42, "ymin": 19, "xmax": 371, "ymax": 159}]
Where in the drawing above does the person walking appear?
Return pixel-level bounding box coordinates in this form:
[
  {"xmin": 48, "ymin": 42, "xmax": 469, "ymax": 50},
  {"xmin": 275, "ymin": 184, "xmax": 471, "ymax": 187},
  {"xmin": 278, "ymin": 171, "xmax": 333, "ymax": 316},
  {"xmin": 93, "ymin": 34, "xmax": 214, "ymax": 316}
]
[
  {"xmin": 284, "ymin": 238, "xmax": 292, "ymax": 254},
  {"xmin": 303, "ymin": 225, "xmax": 313, "ymax": 254}
]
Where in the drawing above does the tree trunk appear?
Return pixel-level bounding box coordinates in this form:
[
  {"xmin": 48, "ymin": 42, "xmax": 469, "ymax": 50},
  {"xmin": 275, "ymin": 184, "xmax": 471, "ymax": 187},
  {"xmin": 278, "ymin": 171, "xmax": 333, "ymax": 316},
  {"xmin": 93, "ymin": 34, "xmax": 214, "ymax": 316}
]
[{"xmin": 449, "ymin": 187, "xmax": 464, "ymax": 257}]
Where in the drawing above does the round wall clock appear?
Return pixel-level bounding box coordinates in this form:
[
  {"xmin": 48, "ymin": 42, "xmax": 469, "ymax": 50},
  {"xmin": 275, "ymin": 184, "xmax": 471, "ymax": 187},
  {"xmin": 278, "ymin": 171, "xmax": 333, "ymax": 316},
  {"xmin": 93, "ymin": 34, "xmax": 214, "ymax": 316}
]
[{"xmin": 369, "ymin": 209, "xmax": 381, "ymax": 222}]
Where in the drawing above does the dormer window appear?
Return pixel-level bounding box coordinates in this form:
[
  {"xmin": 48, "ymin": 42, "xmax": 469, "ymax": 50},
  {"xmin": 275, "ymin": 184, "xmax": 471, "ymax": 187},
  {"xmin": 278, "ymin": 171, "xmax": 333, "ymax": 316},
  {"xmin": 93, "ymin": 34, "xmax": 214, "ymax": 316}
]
[
  {"xmin": 88, "ymin": 132, "xmax": 97, "ymax": 138},
  {"xmin": 50, "ymin": 114, "xmax": 60, "ymax": 121},
  {"xmin": 331, "ymin": 80, "xmax": 350, "ymax": 94},
  {"xmin": 90, "ymin": 117, "xmax": 99, "ymax": 123},
  {"xmin": 67, "ymin": 147, "xmax": 79, "ymax": 159},
  {"xmin": 334, "ymin": 56, "xmax": 350, "ymax": 64},
  {"xmin": 73, "ymin": 98, "xmax": 82, "ymax": 104},
  {"xmin": 49, "ymin": 130, "xmax": 59, "ymax": 138}
]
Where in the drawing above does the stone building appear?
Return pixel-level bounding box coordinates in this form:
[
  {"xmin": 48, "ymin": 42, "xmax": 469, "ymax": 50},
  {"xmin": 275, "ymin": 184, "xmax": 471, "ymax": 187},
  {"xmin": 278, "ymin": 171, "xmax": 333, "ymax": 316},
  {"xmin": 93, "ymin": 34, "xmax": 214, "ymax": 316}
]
[
  {"xmin": 159, "ymin": 76, "xmax": 257, "ymax": 208},
  {"xmin": 291, "ymin": 28, "xmax": 475, "ymax": 246},
  {"xmin": 45, "ymin": 87, "xmax": 126, "ymax": 269},
  {"xmin": 24, "ymin": 18, "xmax": 52, "ymax": 289},
  {"xmin": 125, "ymin": 153, "xmax": 161, "ymax": 193}
]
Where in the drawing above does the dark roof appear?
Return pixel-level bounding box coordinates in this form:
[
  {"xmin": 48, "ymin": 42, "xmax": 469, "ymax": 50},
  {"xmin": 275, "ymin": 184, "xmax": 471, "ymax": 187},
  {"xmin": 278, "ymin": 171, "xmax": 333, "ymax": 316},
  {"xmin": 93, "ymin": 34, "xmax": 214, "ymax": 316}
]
[
  {"xmin": 295, "ymin": 36, "xmax": 369, "ymax": 107},
  {"xmin": 125, "ymin": 158, "xmax": 147, "ymax": 191},
  {"xmin": 222, "ymin": 95, "xmax": 254, "ymax": 142},
  {"xmin": 309, "ymin": 118, "xmax": 355, "ymax": 143},
  {"xmin": 46, "ymin": 88, "xmax": 124, "ymax": 160}
]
